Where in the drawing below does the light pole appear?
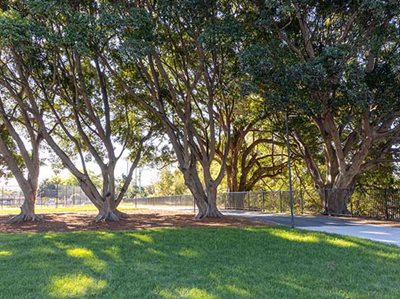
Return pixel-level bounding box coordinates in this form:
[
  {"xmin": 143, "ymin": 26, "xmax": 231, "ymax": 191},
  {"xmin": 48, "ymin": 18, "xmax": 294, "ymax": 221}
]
[{"xmin": 285, "ymin": 112, "xmax": 295, "ymax": 228}]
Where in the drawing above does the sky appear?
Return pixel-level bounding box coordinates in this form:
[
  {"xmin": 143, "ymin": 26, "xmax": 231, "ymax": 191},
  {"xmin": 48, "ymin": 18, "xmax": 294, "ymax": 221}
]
[
  {"xmin": 1, "ymin": 157, "xmax": 160, "ymax": 189},
  {"xmin": 0, "ymin": 130, "xmax": 161, "ymax": 189}
]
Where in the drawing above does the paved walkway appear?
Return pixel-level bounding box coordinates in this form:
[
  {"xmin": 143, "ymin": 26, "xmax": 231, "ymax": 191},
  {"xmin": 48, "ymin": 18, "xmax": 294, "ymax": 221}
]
[{"xmin": 223, "ymin": 211, "xmax": 400, "ymax": 246}]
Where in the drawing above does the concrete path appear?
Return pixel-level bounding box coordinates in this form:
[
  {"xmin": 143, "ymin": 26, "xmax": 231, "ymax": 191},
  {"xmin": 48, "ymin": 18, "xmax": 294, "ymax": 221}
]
[{"xmin": 223, "ymin": 211, "xmax": 400, "ymax": 247}]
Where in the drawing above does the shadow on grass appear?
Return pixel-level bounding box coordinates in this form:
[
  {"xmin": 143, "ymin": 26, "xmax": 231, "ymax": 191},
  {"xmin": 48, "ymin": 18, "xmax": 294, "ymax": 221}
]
[{"xmin": 0, "ymin": 227, "xmax": 399, "ymax": 298}]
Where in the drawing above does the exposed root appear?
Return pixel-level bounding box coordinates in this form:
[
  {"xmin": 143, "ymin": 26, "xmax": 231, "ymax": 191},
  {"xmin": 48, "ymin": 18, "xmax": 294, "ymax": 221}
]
[
  {"xmin": 94, "ymin": 210, "xmax": 123, "ymax": 222},
  {"xmin": 195, "ymin": 208, "xmax": 223, "ymax": 220},
  {"xmin": 114, "ymin": 210, "xmax": 129, "ymax": 219},
  {"xmin": 7, "ymin": 213, "xmax": 43, "ymax": 224}
]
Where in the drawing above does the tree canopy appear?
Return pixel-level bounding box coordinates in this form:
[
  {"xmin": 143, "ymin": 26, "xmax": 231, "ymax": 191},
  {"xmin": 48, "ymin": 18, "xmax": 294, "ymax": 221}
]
[{"xmin": 0, "ymin": 0, "xmax": 398, "ymax": 220}]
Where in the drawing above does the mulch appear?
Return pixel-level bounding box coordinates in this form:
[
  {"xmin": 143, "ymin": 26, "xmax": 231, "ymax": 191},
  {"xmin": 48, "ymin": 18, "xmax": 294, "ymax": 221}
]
[{"xmin": 0, "ymin": 210, "xmax": 267, "ymax": 233}]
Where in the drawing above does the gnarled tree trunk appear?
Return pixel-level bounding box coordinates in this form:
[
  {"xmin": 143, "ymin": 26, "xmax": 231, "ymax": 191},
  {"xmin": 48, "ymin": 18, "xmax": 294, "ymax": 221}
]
[
  {"xmin": 193, "ymin": 193, "xmax": 223, "ymax": 219},
  {"xmin": 321, "ymin": 188, "xmax": 353, "ymax": 215},
  {"xmin": 184, "ymin": 168, "xmax": 223, "ymax": 219},
  {"xmin": 94, "ymin": 198, "xmax": 123, "ymax": 222},
  {"xmin": 8, "ymin": 189, "xmax": 42, "ymax": 223},
  {"xmin": 0, "ymin": 108, "xmax": 42, "ymax": 223}
]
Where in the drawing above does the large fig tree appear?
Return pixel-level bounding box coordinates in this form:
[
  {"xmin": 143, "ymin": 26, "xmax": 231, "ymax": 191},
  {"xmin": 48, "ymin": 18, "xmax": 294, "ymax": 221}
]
[
  {"xmin": 245, "ymin": 1, "xmax": 400, "ymax": 213},
  {"xmin": 0, "ymin": 0, "xmax": 152, "ymax": 221},
  {"xmin": 104, "ymin": 0, "xmax": 246, "ymax": 218}
]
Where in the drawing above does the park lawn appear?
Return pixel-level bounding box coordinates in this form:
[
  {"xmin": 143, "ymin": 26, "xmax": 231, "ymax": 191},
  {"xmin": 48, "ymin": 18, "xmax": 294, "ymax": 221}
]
[
  {"xmin": 0, "ymin": 204, "xmax": 139, "ymax": 215},
  {"xmin": 0, "ymin": 227, "xmax": 399, "ymax": 299}
]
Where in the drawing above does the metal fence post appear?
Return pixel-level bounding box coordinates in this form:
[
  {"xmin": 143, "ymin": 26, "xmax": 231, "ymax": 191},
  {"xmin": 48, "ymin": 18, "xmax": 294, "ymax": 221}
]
[
  {"xmin": 350, "ymin": 190, "xmax": 353, "ymax": 216},
  {"xmin": 300, "ymin": 190, "xmax": 304, "ymax": 214},
  {"xmin": 324, "ymin": 188, "xmax": 328, "ymax": 215},
  {"xmin": 262, "ymin": 191, "xmax": 266, "ymax": 211},
  {"xmin": 224, "ymin": 193, "xmax": 227, "ymax": 210},
  {"xmin": 384, "ymin": 188, "xmax": 389, "ymax": 220},
  {"xmin": 56, "ymin": 184, "xmax": 59, "ymax": 208}
]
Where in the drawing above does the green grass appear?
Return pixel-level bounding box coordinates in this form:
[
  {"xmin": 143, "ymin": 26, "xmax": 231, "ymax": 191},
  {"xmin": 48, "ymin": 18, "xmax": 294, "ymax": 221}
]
[
  {"xmin": 0, "ymin": 227, "xmax": 399, "ymax": 298},
  {"xmin": 0, "ymin": 204, "xmax": 139, "ymax": 215}
]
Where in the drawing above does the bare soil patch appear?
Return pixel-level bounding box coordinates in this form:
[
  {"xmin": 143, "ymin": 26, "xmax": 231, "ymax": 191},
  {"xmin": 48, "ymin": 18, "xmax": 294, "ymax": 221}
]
[{"xmin": 0, "ymin": 209, "xmax": 267, "ymax": 233}]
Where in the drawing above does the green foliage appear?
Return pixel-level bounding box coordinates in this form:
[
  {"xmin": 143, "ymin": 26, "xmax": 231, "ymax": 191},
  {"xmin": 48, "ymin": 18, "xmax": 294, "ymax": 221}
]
[
  {"xmin": 0, "ymin": 125, "xmax": 22, "ymax": 177},
  {"xmin": 245, "ymin": 1, "xmax": 400, "ymax": 115},
  {"xmin": 0, "ymin": 0, "xmax": 399, "ymax": 200},
  {"xmin": 41, "ymin": 172, "xmax": 102, "ymax": 189},
  {"xmin": 152, "ymin": 168, "xmax": 189, "ymax": 196}
]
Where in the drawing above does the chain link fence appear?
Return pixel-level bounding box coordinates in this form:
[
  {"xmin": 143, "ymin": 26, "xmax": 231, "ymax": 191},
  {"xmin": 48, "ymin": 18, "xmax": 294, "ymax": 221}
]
[
  {"xmin": 0, "ymin": 185, "xmax": 92, "ymax": 209},
  {"xmin": 124, "ymin": 194, "xmax": 195, "ymax": 210},
  {"xmin": 1, "ymin": 184, "xmax": 400, "ymax": 220},
  {"xmin": 323, "ymin": 188, "xmax": 400, "ymax": 220},
  {"xmin": 130, "ymin": 190, "xmax": 312, "ymax": 214}
]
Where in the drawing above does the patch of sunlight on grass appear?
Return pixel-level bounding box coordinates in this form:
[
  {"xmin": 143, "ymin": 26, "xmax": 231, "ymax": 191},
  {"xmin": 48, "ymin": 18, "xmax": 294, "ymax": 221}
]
[
  {"xmin": 217, "ymin": 284, "xmax": 250, "ymax": 296},
  {"xmin": 96, "ymin": 232, "xmax": 115, "ymax": 239},
  {"xmin": 280, "ymin": 276, "xmax": 307, "ymax": 291},
  {"xmin": 52, "ymin": 241, "xmax": 69, "ymax": 250},
  {"xmin": 66, "ymin": 248, "xmax": 106, "ymax": 272},
  {"xmin": 375, "ymin": 251, "xmax": 400, "ymax": 259},
  {"xmin": 67, "ymin": 248, "xmax": 94, "ymax": 258},
  {"xmin": 147, "ymin": 248, "xmax": 167, "ymax": 256},
  {"xmin": 326, "ymin": 238, "xmax": 359, "ymax": 248},
  {"xmin": 270, "ymin": 230, "xmax": 319, "ymax": 243},
  {"xmin": 159, "ymin": 287, "xmax": 218, "ymax": 299},
  {"xmin": 43, "ymin": 233, "xmax": 57, "ymax": 239},
  {"xmin": 129, "ymin": 233, "xmax": 154, "ymax": 243},
  {"xmin": 103, "ymin": 246, "xmax": 121, "ymax": 261},
  {"xmin": 0, "ymin": 250, "xmax": 12, "ymax": 256},
  {"xmin": 48, "ymin": 274, "xmax": 107, "ymax": 298},
  {"xmin": 178, "ymin": 248, "xmax": 199, "ymax": 258}
]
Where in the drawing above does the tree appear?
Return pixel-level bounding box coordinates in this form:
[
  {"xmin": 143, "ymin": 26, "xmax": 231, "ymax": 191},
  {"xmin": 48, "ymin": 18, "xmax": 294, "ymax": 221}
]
[
  {"xmin": 216, "ymin": 95, "xmax": 288, "ymax": 192},
  {"xmin": 152, "ymin": 168, "xmax": 189, "ymax": 196},
  {"xmin": 105, "ymin": 0, "xmax": 246, "ymax": 218},
  {"xmin": 246, "ymin": 1, "xmax": 400, "ymax": 213},
  {"xmin": 0, "ymin": 5, "xmax": 46, "ymax": 222},
  {"xmin": 0, "ymin": 0, "xmax": 153, "ymax": 221}
]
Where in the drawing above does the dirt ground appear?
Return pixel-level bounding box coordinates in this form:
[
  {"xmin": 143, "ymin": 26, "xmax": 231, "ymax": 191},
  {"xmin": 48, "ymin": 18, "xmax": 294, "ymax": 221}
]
[{"xmin": 0, "ymin": 210, "xmax": 266, "ymax": 233}]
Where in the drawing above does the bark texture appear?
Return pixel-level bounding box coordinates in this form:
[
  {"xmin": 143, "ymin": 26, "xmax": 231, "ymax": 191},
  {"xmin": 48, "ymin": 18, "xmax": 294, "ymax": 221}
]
[{"xmin": 7, "ymin": 194, "xmax": 42, "ymax": 223}]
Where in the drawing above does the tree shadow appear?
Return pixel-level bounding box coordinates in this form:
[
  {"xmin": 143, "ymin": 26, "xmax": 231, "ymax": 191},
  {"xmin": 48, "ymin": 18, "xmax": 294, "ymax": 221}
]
[{"xmin": 0, "ymin": 227, "xmax": 399, "ymax": 298}]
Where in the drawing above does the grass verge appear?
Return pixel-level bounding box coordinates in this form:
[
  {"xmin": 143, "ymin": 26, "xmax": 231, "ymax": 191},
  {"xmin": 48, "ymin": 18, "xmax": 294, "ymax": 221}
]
[{"xmin": 0, "ymin": 226, "xmax": 399, "ymax": 298}]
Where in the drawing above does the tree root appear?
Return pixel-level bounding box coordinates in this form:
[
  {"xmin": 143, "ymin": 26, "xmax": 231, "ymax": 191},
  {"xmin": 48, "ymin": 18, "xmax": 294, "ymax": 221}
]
[
  {"xmin": 7, "ymin": 213, "xmax": 43, "ymax": 224},
  {"xmin": 94, "ymin": 209, "xmax": 123, "ymax": 222},
  {"xmin": 195, "ymin": 208, "xmax": 223, "ymax": 219},
  {"xmin": 114, "ymin": 210, "xmax": 129, "ymax": 219}
]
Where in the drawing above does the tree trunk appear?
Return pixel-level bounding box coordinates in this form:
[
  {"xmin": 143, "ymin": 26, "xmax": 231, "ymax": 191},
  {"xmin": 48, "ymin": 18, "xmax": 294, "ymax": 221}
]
[
  {"xmin": 93, "ymin": 192, "xmax": 128, "ymax": 222},
  {"xmin": 194, "ymin": 199, "xmax": 223, "ymax": 219},
  {"xmin": 183, "ymin": 171, "xmax": 223, "ymax": 219},
  {"xmin": 8, "ymin": 190, "xmax": 42, "ymax": 223},
  {"xmin": 194, "ymin": 186, "xmax": 223, "ymax": 219},
  {"xmin": 323, "ymin": 188, "xmax": 353, "ymax": 215}
]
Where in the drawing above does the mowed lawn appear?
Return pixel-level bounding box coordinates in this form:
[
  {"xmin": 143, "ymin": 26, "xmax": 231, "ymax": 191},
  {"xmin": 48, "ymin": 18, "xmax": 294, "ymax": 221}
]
[{"xmin": 0, "ymin": 227, "xmax": 399, "ymax": 299}]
